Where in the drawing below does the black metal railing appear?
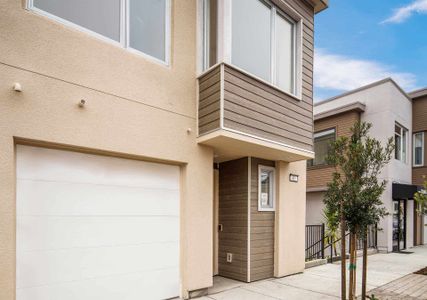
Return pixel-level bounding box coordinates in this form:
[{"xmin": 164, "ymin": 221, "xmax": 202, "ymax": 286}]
[
  {"xmin": 305, "ymin": 224, "xmax": 325, "ymax": 260},
  {"xmin": 305, "ymin": 224, "xmax": 377, "ymax": 262}
]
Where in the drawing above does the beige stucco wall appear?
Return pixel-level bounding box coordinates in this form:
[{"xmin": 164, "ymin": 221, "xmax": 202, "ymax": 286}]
[
  {"xmin": 274, "ymin": 160, "xmax": 307, "ymax": 277},
  {"xmin": 0, "ymin": 0, "xmax": 214, "ymax": 299}
]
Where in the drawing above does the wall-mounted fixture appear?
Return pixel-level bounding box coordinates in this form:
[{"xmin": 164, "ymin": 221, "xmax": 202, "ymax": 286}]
[
  {"xmin": 187, "ymin": 128, "xmax": 192, "ymax": 134},
  {"xmin": 13, "ymin": 83, "xmax": 23, "ymax": 92},
  {"xmin": 78, "ymin": 99, "xmax": 86, "ymax": 108},
  {"xmin": 289, "ymin": 174, "xmax": 299, "ymax": 183}
]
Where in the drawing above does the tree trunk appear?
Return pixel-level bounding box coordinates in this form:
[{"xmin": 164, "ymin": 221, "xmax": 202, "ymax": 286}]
[
  {"xmin": 340, "ymin": 209, "xmax": 346, "ymax": 300},
  {"xmin": 349, "ymin": 233, "xmax": 354, "ymax": 300},
  {"xmin": 352, "ymin": 233, "xmax": 357, "ymax": 298},
  {"xmin": 362, "ymin": 230, "xmax": 368, "ymax": 299}
]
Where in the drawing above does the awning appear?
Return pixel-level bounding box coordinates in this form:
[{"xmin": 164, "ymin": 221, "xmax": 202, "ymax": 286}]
[{"xmin": 392, "ymin": 183, "xmax": 419, "ymax": 200}]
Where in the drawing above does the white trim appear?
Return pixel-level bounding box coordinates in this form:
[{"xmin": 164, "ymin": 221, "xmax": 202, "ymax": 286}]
[
  {"xmin": 27, "ymin": 0, "xmax": 171, "ymax": 66},
  {"xmin": 222, "ymin": 126, "xmax": 314, "ymax": 156},
  {"xmin": 221, "ymin": 126, "xmax": 314, "ymax": 155},
  {"xmin": 120, "ymin": 0, "xmax": 126, "ymax": 47},
  {"xmin": 202, "ymin": 0, "xmax": 210, "ymax": 70},
  {"xmin": 270, "ymin": 6, "xmax": 276, "ymax": 85},
  {"xmin": 196, "ymin": 0, "xmax": 205, "ymax": 74},
  {"xmin": 413, "ymin": 132, "xmax": 424, "ymax": 167},
  {"xmin": 220, "ymin": 64, "xmax": 225, "ymax": 129},
  {"xmin": 314, "ymin": 128, "xmax": 335, "ymax": 139},
  {"xmin": 258, "ymin": 165, "xmax": 276, "ymax": 212},
  {"xmin": 197, "ymin": 128, "xmax": 315, "ymax": 159},
  {"xmin": 247, "ymin": 157, "xmax": 252, "ymax": 282},
  {"xmin": 395, "ymin": 123, "xmax": 408, "ymax": 164},
  {"xmin": 223, "ymin": 0, "xmax": 232, "ymax": 63}
]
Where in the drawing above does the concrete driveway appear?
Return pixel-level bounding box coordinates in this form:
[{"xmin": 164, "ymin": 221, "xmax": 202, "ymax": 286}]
[{"xmin": 199, "ymin": 245, "xmax": 427, "ymax": 299}]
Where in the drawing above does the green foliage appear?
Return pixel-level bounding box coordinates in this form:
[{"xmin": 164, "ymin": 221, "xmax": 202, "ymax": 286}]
[
  {"xmin": 323, "ymin": 206, "xmax": 340, "ymax": 256},
  {"xmin": 323, "ymin": 121, "xmax": 394, "ymax": 236},
  {"xmin": 323, "ymin": 205, "xmax": 339, "ymax": 234},
  {"xmin": 414, "ymin": 176, "xmax": 427, "ymax": 216},
  {"xmin": 366, "ymin": 294, "xmax": 379, "ymax": 300}
]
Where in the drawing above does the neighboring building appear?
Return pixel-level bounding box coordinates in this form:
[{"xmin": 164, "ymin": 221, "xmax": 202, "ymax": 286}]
[
  {"xmin": 409, "ymin": 88, "xmax": 427, "ymax": 246},
  {"xmin": 306, "ymin": 78, "xmax": 418, "ymax": 253},
  {"xmin": 0, "ymin": 0, "xmax": 327, "ymax": 299}
]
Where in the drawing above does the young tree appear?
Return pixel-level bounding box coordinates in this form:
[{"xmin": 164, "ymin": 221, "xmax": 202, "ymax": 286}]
[
  {"xmin": 414, "ymin": 176, "xmax": 427, "ymax": 247},
  {"xmin": 323, "ymin": 206, "xmax": 340, "ymax": 258},
  {"xmin": 324, "ymin": 122, "xmax": 393, "ymax": 300},
  {"xmin": 414, "ymin": 176, "xmax": 427, "ymax": 216}
]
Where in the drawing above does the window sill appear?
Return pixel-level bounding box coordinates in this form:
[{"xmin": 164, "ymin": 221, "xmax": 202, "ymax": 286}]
[
  {"xmin": 258, "ymin": 208, "xmax": 275, "ymax": 212},
  {"xmin": 413, "ymin": 165, "xmax": 426, "ymax": 169}
]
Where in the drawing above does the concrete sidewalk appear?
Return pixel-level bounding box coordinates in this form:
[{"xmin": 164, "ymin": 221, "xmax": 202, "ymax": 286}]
[{"xmin": 199, "ymin": 245, "xmax": 427, "ymax": 299}]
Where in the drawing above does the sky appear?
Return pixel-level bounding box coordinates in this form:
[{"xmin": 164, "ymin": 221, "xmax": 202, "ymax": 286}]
[{"xmin": 314, "ymin": 0, "xmax": 427, "ymax": 102}]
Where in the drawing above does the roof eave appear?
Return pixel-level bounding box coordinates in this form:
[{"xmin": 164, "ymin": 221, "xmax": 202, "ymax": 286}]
[
  {"xmin": 313, "ymin": 0, "xmax": 328, "ymax": 13},
  {"xmin": 409, "ymin": 88, "xmax": 427, "ymax": 99},
  {"xmin": 314, "ymin": 102, "xmax": 366, "ymax": 121}
]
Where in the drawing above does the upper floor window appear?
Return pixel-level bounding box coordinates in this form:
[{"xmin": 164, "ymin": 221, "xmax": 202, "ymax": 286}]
[
  {"xmin": 395, "ymin": 123, "xmax": 408, "ymax": 163},
  {"xmin": 413, "ymin": 132, "xmax": 424, "ymax": 167},
  {"xmin": 308, "ymin": 128, "xmax": 336, "ymax": 167},
  {"xmin": 201, "ymin": 0, "xmax": 300, "ymax": 97},
  {"xmin": 232, "ymin": 0, "xmax": 296, "ymax": 94},
  {"xmin": 202, "ymin": 0, "xmax": 218, "ymax": 70},
  {"xmin": 29, "ymin": 0, "xmax": 170, "ymax": 64}
]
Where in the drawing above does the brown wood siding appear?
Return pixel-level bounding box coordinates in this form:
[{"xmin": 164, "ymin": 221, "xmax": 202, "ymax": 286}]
[
  {"xmin": 307, "ymin": 111, "xmax": 360, "ymax": 189},
  {"xmin": 250, "ymin": 158, "xmax": 275, "ymax": 281},
  {"xmin": 218, "ymin": 158, "xmax": 248, "ymax": 282},
  {"xmin": 412, "ymin": 96, "xmax": 427, "ymax": 185},
  {"xmin": 413, "ymin": 96, "xmax": 427, "ymax": 132},
  {"xmin": 198, "ymin": 65, "xmax": 221, "ymax": 135},
  {"xmin": 413, "ymin": 166, "xmax": 427, "ymax": 186},
  {"xmin": 197, "ymin": 0, "xmax": 315, "ymax": 151},
  {"xmin": 223, "ymin": 65, "xmax": 313, "ymax": 151}
]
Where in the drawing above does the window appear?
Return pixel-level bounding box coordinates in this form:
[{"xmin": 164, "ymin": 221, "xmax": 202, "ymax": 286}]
[
  {"xmin": 395, "ymin": 123, "xmax": 408, "ymax": 163},
  {"xmin": 308, "ymin": 128, "xmax": 336, "ymax": 167},
  {"xmin": 202, "ymin": 0, "xmax": 218, "ymax": 70},
  {"xmin": 232, "ymin": 0, "xmax": 272, "ymax": 82},
  {"xmin": 258, "ymin": 166, "xmax": 275, "ymax": 211},
  {"xmin": 129, "ymin": 0, "xmax": 167, "ymax": 62},
  {"xmin": 33, "ymin": 0, "xmax": 121, "ymax": 41},
  {"xmin": 29, "ymin": 0, "xmax": 170, "ymax": 63},
  {"xmin": 231, "ymin": 0, "xmax": 296, "ymax": 94},
  {"xmin": 414, "ymin": 132, "xmax": 424, "ymax": 167},
  {"xmin": 201, "ymin": 0, "xmax": 300, "ymax": 96}
]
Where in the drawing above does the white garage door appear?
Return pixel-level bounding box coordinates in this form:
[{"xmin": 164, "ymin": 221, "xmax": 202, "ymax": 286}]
[{"xmin": 16, "ymin": 145, "xmax": 180, "ymax": 300}]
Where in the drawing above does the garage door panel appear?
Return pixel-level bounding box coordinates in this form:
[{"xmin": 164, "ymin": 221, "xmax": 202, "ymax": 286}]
[
  {"xmin": 17, "ymin": 267, "xmax": 180, "ymax": 300},
  {"xmin": 16, "ymin": 146, "xmax": 181, "ymax": 300},
  {"xmin": 17, "ymin": 216, "xmax": 179, "ymax": 251},
  {"xmin": 17, "ymin": 180, "xmax": 179, "ymax": 216},
  {"xmin": 17, "ymin": 146, "xmax": 180, "ymax": 189},
  {"xmin": 17, "ymin": 242, "xmax": 179, "ymax": 288}
]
